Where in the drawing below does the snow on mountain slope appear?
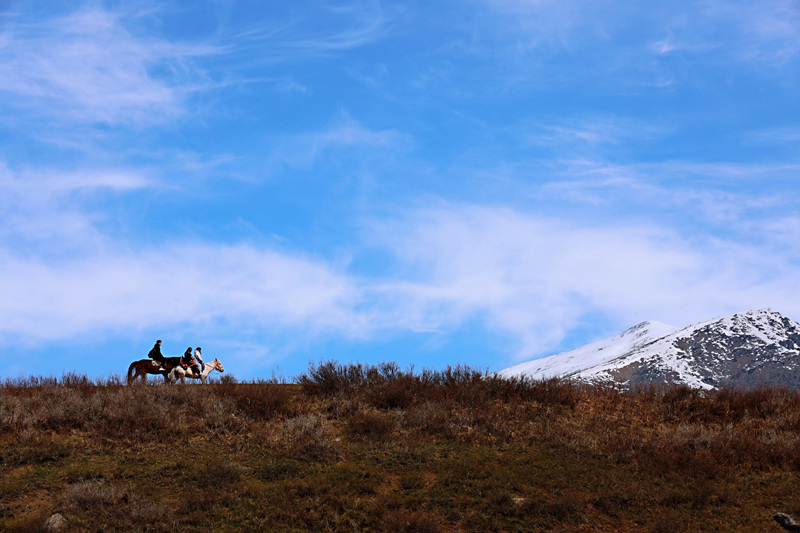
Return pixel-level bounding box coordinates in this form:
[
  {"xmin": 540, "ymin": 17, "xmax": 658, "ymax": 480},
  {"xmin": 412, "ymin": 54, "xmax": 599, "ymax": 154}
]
[
  {"xmin": 497, "ymin": 309, "xmax": 800, "ymax": 390},
  {"xmin": 495, "ymin": 320, "xmax": 677, "ymax": 380}
]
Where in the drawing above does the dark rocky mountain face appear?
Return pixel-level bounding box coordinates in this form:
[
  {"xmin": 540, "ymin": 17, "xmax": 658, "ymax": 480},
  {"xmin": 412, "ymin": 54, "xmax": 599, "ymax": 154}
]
[
  {"xmin": 605, "ymin": 309, "xmax": 800, "ymax": 389},
  {"xmin": 498, "ymin": 308, "xmax": 800, "ymax": 390}
]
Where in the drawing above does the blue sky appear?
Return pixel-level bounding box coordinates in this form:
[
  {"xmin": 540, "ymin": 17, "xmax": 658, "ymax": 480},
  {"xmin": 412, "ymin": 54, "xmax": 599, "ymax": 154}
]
[{"xmin": 1, "ymin": 0, "xmax": 799, "ymax": 380}]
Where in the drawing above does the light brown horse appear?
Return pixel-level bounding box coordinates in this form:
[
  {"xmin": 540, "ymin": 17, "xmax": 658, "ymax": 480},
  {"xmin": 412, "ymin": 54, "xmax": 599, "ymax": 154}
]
[
  {"xmin": 127, "ymin": 358, "xmax": 181, "ymax": 384},
  {"xmin": 167, "ymin": 358, "xmax": 225, "ymax": 384}
]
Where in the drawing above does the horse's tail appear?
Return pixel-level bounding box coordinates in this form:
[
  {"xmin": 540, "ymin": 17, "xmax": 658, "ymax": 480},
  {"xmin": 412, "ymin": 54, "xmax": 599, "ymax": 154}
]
[{"xmin": 127, "ymin": 361, "xmax": 137, "ymax": 384}]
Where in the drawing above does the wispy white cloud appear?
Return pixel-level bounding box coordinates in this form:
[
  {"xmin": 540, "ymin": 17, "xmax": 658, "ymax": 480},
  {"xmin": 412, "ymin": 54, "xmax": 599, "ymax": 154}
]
[
  {"xmin": 726, "ymin": 0, "xmax": 800, "ymax": 66},
  {"xmin": 0, "ymin": 6, "xmax": 219, "ymax": 125},
  {"xmin": 226, "ymin": 0, "xmax": 388, "ymax": 64},
  {"xmin": 524, "ymin": 117, "xmax": 670, "ymax": 148},
  {"xmin": 0, "ymin": 163, "xmax": 153, "ymax": 252},
  {"xmin": 366, "ymin": 202, "xmax": 800, "ymax": 360},
  {"xmin": 0, "ymin": 160, "xmax": 370, "ymax": 345},
  {"xmin": 263, "ymin": 115, "xmax": 412, "ymax": 174},
  {"xmin": 475, "ymin": 0, "xmax": 800, "ymax": 93},
  {"xmin": 531, "ymin": 159, "xmax": 795, "ymax": 231},
  {"xmin": 1, "ymin": 172, "xmax": 798, "ymax": 366},
  {"xmin": 0, "ymin": 243, "xmax": 364, "ymax": 341}
]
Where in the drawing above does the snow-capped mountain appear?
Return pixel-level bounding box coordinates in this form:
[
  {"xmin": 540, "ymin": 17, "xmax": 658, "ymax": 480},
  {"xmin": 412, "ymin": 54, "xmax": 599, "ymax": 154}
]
[{"xmin": 497, "ymin": 309, "xmax": 800, "ymax": 390}]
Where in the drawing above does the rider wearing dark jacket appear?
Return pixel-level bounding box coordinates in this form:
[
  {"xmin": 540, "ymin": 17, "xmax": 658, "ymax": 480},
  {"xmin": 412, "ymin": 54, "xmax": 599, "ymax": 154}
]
[
  {"xmin": 148, "ymin": 340, "xmax": 166, "ymax": 364},
  {"xmin": 181, "ymin": 347, "xmax": 194, "ymax": 369}
]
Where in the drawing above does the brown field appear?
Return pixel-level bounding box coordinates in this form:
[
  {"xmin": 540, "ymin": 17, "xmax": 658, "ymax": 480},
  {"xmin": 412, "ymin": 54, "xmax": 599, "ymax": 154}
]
[{"xmin": 2, "ymin": 361, "xmax": 800, "ymax": 532}]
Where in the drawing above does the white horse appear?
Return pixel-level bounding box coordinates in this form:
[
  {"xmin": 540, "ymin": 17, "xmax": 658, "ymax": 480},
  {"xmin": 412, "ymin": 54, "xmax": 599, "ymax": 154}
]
[{"xmin": 167, "ymin": 358, "xmax": 225, "ymax": 384}]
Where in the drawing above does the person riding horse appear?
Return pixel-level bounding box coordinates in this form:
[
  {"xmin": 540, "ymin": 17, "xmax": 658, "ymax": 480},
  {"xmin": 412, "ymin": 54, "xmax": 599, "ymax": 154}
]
[
  {"xmin": 148, "ymin": 340, "xmax": 166, "ymax": 367},
  {"xmin": 181, "ymin": 347, "xmax": 199, "ymax": 377},
  {"xmin": 192, "ymin": 347, "xmax": 204, "ymax": 378}
]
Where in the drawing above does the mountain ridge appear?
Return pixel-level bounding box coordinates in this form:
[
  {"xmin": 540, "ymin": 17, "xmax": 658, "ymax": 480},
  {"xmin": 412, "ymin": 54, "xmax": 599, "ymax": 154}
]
[{"xmin": 497, "ymin": 308, "xmax": 800, "ymax": 389}]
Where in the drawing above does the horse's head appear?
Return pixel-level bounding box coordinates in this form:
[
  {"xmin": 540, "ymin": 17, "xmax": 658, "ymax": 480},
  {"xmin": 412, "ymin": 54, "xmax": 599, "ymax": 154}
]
[{"xmin": 213, "ymin": 358, "xmax": 224, "ymax": 373}]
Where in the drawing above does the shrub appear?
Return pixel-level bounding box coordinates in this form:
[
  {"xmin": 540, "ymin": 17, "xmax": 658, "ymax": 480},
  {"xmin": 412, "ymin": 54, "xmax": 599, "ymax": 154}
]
[
  {"xmin": 218, "ymin": 373, "xmax": 238, "ymax": 385},
  {"xmin": 366, "ymin": 376, "xmax": 420, "ymax": 409},
  {"xmin": 59, "ymin": 481, "xmax": 171, "ymax": 531},
  {"xmin": 401, "ymin": 402, "xmax": 477, "ymax": 441},
  {"xmin": 85, "ymin": 387, "xmax": 183, "ymax": 442},
  {"xmin": 200, "ymin": 397, "xmax": 248, "ymax": 434},
  {"xmin": 282, "ymin": 414, "xmax": 341, "ymax": 462},
  {"xmin": 297, "ymin": 360, "xmax": 369, "ymax": 397},
  {"xmin": 0, "ymin": 435, "xmax": 73, "ymax": 466},
  {"xmin": 220, "ymin": 382, "xmax": 294, "ymax": 420},
  {"xmin": 346, "ymin": 410, "xmax": 396, "ymax": 440}
]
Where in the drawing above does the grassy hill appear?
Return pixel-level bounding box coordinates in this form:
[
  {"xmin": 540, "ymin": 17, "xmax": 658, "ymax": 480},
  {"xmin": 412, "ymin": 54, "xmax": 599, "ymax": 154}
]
[{"xmin": 2, "ymin": 361, "xmax": 800, "ymax": 531}]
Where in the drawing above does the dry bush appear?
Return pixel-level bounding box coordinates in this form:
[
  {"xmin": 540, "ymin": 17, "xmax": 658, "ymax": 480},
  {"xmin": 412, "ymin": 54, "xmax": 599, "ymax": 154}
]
[
  {"xmin": 402, "ymin": 402, "xmax": 453, "ymax": 438},
  {"xmin": 323, "ymin": 395, "xmax": 363, "ymax": 420},
  {"xmin": 59, "ymin": 372, "xmax": 94, "ymax": 392},
  {"xmin": 298, "ymin": 360, "xmax": 370, "ymax": 397},
  {"xmin": 85, "ymin": 387, "xmax": 184, "ymax": 442},
  {"xmin": 217, "ymin": 382, "xmax": 295, "ymax": 420},
  {"xmin": 462, "ymin": 401, "xmax": 535, "ymax": 443},
  {"xmin": 59, "ymin": 480, "xmax": 171, "ymax": 531},
  {"xmin": 366, "ymin": 376, "xmax": 421, "ymax": 409},
  {"xmin": 523, "ymin": 377, "xmax": 580, "ymax": 408},
  {"xmin": 0, "ymin": 394, "xmax": 23, "ymax": 434},
  {"xmin": 0, "ymin": 434, "xmax": 73, "ymax": 466},
  {"xmin": 2, "ymin": 375, "xmax": 59, "ymax": 392},
  {"xmin": 281, "ymin": 414, "xmax": 341, "ymax": 462},
  {"xmin": 298, "ymin": 360, "xmax": 579, "ymax": 421},
  {"xmin": 401, "ymin": 402, "xmax": 479, "ymax": 441},
  {"xmin": 627, "ymin": 421, "xmax": 800, "ymax": 477},
  {"xmin": 27, "ymin": 387, "xmax": 86, "ymax": 432},
  {"xmin": 346, "ymin": 410, "xmax": 397, "ymax": 440},
  {"xmin": 199, "ymin": 397, "xmax": 248, "ymax": 434},
  {"xmin": 217, "ymin": 373, "xmax": 239, "ymax": 384},
  {"xmin": 98, "ymin": 375, "xmax": 125, "ymax": 387}
]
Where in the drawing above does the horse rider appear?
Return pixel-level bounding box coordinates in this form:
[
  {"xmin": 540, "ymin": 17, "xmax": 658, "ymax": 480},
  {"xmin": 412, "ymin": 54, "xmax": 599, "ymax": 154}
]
[
  {"xmin": 181, "ymin": 347, "xmax": 195, "ymax": 374},
  {"xmin": 192, "ymin": 347, "xmax": 204, "ymax": 378},
  {"xmin": 148, "ymin": 340, "xmax": 167, "ymax": 369}
]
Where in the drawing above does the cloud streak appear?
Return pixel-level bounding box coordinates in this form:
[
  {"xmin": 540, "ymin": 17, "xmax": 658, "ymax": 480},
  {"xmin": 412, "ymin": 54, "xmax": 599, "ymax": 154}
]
[
  {"xmin": 1, "ymin": 188, "xmax": 798, "ymax": 367},
  {"xmin": 0, "ymin": 243, "xmax": 363, "ymax": 341},
  {"xmin": 366, "ymin": 203, "xmax": 800, "ymax": 359},
  {"xmin": 0, "ymin": 6, "xmax": 219, "ymax": 125}
]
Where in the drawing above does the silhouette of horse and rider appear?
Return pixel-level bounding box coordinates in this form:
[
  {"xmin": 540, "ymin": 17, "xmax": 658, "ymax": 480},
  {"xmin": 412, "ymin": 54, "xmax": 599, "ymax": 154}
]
[{"xmin": 127, "ymin": 340, "xmax": 224, "ymax": 384}]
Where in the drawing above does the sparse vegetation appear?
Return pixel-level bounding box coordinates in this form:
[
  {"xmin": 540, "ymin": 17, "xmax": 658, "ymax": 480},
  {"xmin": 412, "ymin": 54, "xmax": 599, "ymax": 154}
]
[{"xmin": 2, "ymin": 362, "xmax": 800, "ymax": 531}]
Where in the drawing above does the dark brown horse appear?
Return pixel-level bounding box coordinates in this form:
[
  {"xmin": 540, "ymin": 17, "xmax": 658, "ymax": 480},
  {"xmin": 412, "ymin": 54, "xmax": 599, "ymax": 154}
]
[{"xmin": 127, "ymin": 357, "xmax": 182, "ymax": 384}]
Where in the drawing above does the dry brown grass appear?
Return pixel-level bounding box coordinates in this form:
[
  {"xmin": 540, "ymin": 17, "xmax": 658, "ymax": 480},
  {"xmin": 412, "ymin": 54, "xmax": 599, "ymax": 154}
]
[{"xmin": 2, "ymin": 364, "xmax": 800, "ymax": 531}]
